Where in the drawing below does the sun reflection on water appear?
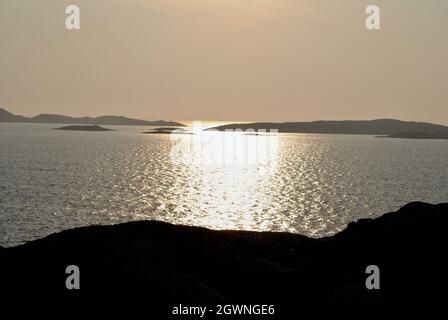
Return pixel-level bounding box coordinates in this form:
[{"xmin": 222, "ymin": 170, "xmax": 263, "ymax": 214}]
[{"xmin": 169, "ymin": 126, "xmax": 279, "ymax": 230}]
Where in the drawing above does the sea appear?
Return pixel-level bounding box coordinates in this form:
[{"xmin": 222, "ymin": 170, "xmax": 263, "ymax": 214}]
[{"xmin": 1, "ymin": 122, "xmax": 447, "ymax": 247}]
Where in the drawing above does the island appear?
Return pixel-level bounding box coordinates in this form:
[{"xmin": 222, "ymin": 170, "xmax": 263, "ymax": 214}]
[
  {"xmin": 208, "ymin": 119, "xmax": 448, "ymax": 137},
  {"xmin": 0, "ymin": 107, "xmax": 185, "ymax": 127},
  {"xmin": 54, "ymin": 125, "xmax": 114, "ymax": 132},
  {"xmin": 142, "ymin": 127, "xmax": 192, "ymax": 135},
  {"xmin": 1, "ymin": 201, "xmax": 447, "ymax": 304},
  {"xmin": 376, "ymin": 131, "xmax": 448, "ymax": 140}
]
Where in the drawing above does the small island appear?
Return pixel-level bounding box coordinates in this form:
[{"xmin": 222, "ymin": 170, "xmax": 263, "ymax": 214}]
[
  {"xmin": 142, "ymin": 127, "xmax": 192, "ymax": 135},
  {"xmin": 376, "ymin": 131, "xmax": 448, "ymax": 140},
  {"xmin": 54, "ymin": 125, "xmax": 114, "ymax": 132}
]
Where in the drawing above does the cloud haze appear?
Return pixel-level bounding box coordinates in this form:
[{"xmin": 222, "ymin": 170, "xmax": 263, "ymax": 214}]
[{"xmin": 0, "ymin": 0, "xmax": 447, "ymax": 123}]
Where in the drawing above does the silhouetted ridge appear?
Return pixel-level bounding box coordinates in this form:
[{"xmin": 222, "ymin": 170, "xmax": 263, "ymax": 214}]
[
  {"xmin": 0, "ymin": 107, "xmax": 185, "ymax": 127},
  {"xmin": 1, "ymin": 202, "xmax": 447, "ymax": 303}
]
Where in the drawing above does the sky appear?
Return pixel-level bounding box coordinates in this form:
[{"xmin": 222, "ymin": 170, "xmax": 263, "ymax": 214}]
[{"xmin": 0, "ymin": 0, "xmax": 447, "ymax": 123}]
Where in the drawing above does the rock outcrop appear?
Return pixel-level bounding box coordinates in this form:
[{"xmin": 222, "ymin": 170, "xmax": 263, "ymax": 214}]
[{"xmin": 1, "ymin": 202, "xmax": 447, "ymax": 303}]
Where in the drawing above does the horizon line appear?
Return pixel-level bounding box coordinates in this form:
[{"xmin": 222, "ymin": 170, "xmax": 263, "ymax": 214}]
[{"xmin": 2, "ymin": 106, "xmax": 447, "ymax": 127}]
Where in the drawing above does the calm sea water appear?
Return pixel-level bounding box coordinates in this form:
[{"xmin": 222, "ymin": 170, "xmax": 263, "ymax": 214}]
[{"xmin": 1, "ymin": 123, "xmax": 447, "ymax": 247}]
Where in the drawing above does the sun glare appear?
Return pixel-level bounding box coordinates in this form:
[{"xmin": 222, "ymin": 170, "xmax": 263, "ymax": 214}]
[{"xmin": 168, "ymin": 125, "xmax": 279, "ymax": 230}]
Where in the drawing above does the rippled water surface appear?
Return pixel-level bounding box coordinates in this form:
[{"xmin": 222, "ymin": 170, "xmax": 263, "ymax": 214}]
[{"xmin": 1, "ymin": 123, "xmax": 447, "ymax": 246}]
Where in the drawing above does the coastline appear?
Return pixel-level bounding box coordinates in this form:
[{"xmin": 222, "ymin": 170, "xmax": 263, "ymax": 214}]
[{"xmin": 1, "ymin": 202, "xmax": 447, "ymax": 302}]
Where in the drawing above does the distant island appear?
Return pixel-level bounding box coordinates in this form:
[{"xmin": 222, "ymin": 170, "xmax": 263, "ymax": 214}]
[
  {"xmin": 0, "ymin": 107, "xmax": 185, "ymax": 127},
  {"xmin": 376, "ymin": 131, "xmax": 448, "ymax": 140},
  {"xmin": 208, "ymin": 119, "xmax": 448, "ymax": 138},
  {"xmin": 54, "ymin": 125, "xmax": 114, "ymax": 132},
  {"xmin": 142, "ymin": 127, "xmax": 192, "ymax": 135}
]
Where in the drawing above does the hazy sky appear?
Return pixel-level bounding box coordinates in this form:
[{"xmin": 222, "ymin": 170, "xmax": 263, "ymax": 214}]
[{"xmin": 0, "ymin": 0, "xmax": 447, "ymax": 123}]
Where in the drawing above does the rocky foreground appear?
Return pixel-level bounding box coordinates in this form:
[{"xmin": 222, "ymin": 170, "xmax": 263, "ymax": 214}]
[{"xmin": 1, "ymin": 202, "xmax": 447, "ymax": 302}]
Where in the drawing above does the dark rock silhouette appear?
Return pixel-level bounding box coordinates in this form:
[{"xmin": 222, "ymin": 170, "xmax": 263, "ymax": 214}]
[
  {"xmin": 1, "ymin": 202, "xmax": 447, "ymax": 303},
  {"xmin": 54, "ymin": 125, "xmax": 114, "ymax": 132},
  {"xmin": 0, "ymin": 107, "xmax": 185, "ymax": 127}
]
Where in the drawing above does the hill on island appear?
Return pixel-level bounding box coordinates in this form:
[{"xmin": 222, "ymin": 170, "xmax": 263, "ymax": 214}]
[
  {"xmin": 0, "ymin": 107, "xmax": 185, "ymax": 127},
  {"xmin": 209, "ymin": 119, "xmax": 448, "ymax": 138}
]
